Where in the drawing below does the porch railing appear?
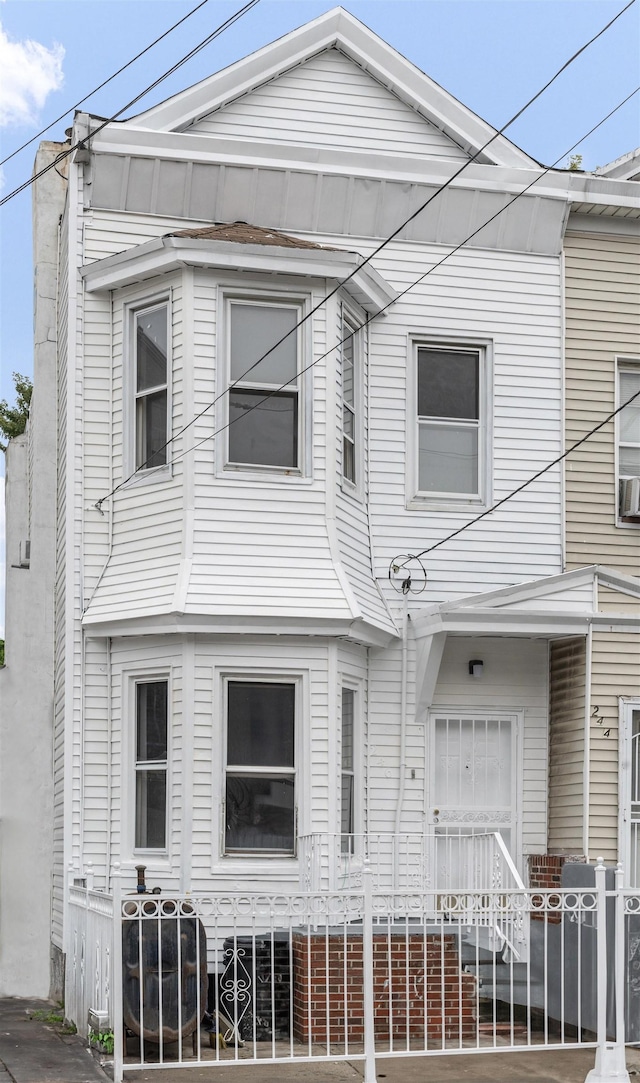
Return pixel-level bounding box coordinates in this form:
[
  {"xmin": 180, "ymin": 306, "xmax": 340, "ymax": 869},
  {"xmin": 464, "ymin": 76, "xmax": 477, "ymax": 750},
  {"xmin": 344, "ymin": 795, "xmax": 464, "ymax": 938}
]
[
  {"xmin": 65, "ymin": 882, "xmax": 113, "ymax": 1037},
  {"xmin": 298, "ymin": 830, "xmax": 525, "ymax": 893}
]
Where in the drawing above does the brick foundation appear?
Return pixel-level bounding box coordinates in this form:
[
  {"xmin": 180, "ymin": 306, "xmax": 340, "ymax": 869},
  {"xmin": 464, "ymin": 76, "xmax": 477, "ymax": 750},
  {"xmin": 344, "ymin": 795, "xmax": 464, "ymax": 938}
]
[
  {"xmin": 292, "ymin": 929, "xmax": 476, "ymax": 1044},
  {"xmin": 528, "ymin": 854, "xmax": 587, "ymax": 923}
]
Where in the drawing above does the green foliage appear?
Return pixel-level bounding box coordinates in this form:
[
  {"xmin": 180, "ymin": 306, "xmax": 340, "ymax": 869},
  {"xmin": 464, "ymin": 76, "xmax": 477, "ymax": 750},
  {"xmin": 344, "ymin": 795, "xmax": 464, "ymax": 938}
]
[
  {"xmin": 90, "ymin": 1029, "xmax": 114, "ymax": 1054},
  {"xmin": 0, "ymin": 640, "xmax": 4, "ymax": 666},
  {"xmin": 567, "ymin": 153, "xmax": 583, "ymax": 172},
  {"xmin": 0, "ymin": 372, "xmax": 33, "ymax": 451},
  {"xmin": 30, "ymin": 1008, "xmax": 64, "ymax": 1025}
]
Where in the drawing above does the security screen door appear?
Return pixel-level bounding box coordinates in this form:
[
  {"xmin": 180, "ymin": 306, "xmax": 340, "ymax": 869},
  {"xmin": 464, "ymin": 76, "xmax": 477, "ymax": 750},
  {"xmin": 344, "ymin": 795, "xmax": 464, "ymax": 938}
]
[{"xmin": 428, "ymin": 714, "xmax": 519, "ymax": 889}]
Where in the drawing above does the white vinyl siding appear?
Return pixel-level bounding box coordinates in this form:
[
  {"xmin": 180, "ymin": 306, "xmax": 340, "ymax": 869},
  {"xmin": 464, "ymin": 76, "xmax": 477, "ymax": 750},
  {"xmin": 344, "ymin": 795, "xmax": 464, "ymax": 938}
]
[{"xmin": 186, "ymin": 48, "xmax": 469, "ymax": 162}]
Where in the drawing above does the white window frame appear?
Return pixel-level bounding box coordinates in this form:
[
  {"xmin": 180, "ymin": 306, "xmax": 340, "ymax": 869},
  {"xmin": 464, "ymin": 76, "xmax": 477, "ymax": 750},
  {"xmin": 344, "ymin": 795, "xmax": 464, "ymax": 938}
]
[
  {"xmin": 615, "ymin": 357, "xmax": 640, "ymax": 527},
  {"xmin": 618, "ymin": 698, "xmax": 640, "ymax": 888},
  {"xmin": 130, "ymin": 673, "xmax": 171, "ymax": 858},
  {"xmin": 123, "ymin": 292, "xmax": 172, "ymax": 485},
  {"xmin": 407, "ymin": 336, "xmax": 492, "ymax": 510},
  {"xmin": 339, "ymin": 683, "xmax": 362, "ymax": 851},
  {"xmin": 220, "ymin": 290, "xmax": 311, "ymax": 479},
  {"xmin": 221, "ymin": 673, "xmax": 300, "ymax": 857},
  {"xmin": 340, "ymin": 306, "xmax": 364, "ymax": 496}
]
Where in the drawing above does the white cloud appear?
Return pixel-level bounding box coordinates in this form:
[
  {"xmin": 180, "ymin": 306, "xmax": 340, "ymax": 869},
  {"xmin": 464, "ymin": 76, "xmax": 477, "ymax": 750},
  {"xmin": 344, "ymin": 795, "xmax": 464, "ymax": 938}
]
[{"xmin": 0, "ymin": 24, "xmax": 64, "ymax": 127}]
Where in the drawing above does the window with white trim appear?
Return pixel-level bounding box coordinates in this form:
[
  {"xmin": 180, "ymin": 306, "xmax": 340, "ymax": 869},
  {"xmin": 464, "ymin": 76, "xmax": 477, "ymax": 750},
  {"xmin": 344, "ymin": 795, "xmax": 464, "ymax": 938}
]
[
  {"xmin": 416, "ymin": 345, "xmax": 484, "ymax": 500},
  {"xmin": 341, "ymin": 314, "xmax": 359, "ymax": 486},
  {"xmin": 134, "ymin": 680, "xmax": 168, "ymax": 850},
  {"xmin": 134, "ymin": 303, "xmax": 169, "ymax": 470},
  {"xmin": 224, "ymin": 680, "xmax": 296, "ymax": 854},
  {"xmin": 341, "ymin": 687, "xmax": 355, "ymax": 851},
  {"xmin": 618, "ymin": 361, "xmax": 640, "ymax": 523},
  {"xmin": 226, "ymin": 299, "xmax": 302, "ymax": 471}
]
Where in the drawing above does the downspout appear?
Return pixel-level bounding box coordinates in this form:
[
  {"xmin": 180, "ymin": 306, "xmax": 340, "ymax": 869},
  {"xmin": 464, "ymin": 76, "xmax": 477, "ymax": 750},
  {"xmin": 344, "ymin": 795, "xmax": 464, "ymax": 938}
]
[
  {"xmin": 394, "ymin": 595, "xmax": 410, "ymax": 837},
  {"xmin": 105, "ymin": 636, "xmax": 112, "ymax": 890}
]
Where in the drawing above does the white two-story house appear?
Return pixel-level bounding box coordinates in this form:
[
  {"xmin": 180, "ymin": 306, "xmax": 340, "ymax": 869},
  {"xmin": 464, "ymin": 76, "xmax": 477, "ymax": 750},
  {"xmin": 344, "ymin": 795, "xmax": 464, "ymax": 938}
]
[{"xmin": 1, "ymin": 7, "xmax": 638, "ymax": 1000}]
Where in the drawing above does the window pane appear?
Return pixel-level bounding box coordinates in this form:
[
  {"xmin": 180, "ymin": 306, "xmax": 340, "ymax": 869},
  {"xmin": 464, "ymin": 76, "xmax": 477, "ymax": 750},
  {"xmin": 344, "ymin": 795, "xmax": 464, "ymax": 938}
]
[
  {"xmin": 343, "ymin": 436, "xmax": 355, "ymax": 484},
  {"xmin": 342, "ymin": 337, "xmax": 354, "ymax": 407},
  {"xmin": 620, "ymin": 373, "xmax": 640, "ymax": 442},
  {"xmin": 136, "ymin": 390, "xmax": 167, "ymax": 469},
  {"xmin": 342, "ymin": 689, "xmax": 354, "ymax": 770},
  {"xmin": 419, "ymin": 422, "xmax": 478, "ymax": 494},
  {"xmin": 136, "ymin": 682, "xmax": 168, "ymax": 761},
  {"xmin": 230, "ymin": 304, "xmax": 297, "ymax": 385},
  {"xmin": 418, "ymin": 349, "xmax": 478, "ymax": 420},
  {"xmin": 136, "ymin": 308, "xmax": 167, "ymax": 392},
  {"xmin": 135, "ymin": 770, "xmax": 167, "ymax": 849},
  {"xmin": 620, "ymin": 447, "xmax": 640, "ymax": 475},
  {"xmin": 341, "ymin": 774, "xmax": 354, "ymax": 837},
  {"xmin": 229, "ymin": 389, "xmax": 297, "ymax": 468},
  {"xmin": 227, "ymin": 682, "xmax": 295, "ymax": 767},
  {"xmin": 225, "ymin": 776, "xmax": 294, "ymax": 851}
]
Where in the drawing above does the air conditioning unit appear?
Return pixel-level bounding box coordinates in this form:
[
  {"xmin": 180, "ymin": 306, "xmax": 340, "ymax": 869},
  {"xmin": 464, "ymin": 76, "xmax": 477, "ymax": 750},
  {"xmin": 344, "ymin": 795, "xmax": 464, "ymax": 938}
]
[{"xmin": 620, "ymin": 477, "xmax": 640, "ymax": 518}]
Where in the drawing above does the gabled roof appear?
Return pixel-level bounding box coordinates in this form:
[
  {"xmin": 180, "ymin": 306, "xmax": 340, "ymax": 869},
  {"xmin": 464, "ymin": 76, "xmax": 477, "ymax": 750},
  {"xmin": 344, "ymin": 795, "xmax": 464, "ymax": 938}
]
[
  {"xmin": 595, "ymin": 148, "xmax": 640, "ymax": 182},
  {"xmin": 124, "ymin": 7, "xmax": 536, "ymax": 169},
  {"xmin": 412, "ymin": 566, "xmax": 640, "ymax": 639}
]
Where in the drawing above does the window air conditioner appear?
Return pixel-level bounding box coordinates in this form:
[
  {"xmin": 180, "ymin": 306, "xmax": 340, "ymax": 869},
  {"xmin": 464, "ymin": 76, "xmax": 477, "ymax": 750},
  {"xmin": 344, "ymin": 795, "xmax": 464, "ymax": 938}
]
[{"xmin": 620, "ymin": 477, "xmax": 640, "ymax": 518}]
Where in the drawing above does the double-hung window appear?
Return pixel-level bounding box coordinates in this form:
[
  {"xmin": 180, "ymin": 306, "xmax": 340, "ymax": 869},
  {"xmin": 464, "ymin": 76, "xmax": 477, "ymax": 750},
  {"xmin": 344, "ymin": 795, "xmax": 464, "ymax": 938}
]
[
  {"xmin": 135, "ymin": 680, "xmax": 168, "ymax": 850},
  {"xmin": 416, "ymin": 345, "xmax": 483, "ymax": 500},
  {"xmin": 134, "ymin": 303, "xmax": 169, "ymax": 471},
  {"xmin": 225, "ymin": 680, "xmax": 296, "ymax": 854},
  {"xmin": 618, "ymin": 362, "xmax": 640, "ymax": 522},
  {"xmin": 341, "ymin": 315, "xmax": 358, "ymax": 485},
  {"xmin": 227, "ymin": 300, "xmax": 301, "ymax": 471},
  {"xmin": 341, "ymin": 688, "xmax": 355, "ymax": 851}
]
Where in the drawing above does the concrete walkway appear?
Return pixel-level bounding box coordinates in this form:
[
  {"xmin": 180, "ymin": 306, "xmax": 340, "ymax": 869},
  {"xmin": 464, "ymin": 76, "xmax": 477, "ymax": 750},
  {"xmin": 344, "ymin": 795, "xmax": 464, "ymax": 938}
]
[{"xmin": 2, "ymin": 999, "xmax": 640, "ymax": 1083}]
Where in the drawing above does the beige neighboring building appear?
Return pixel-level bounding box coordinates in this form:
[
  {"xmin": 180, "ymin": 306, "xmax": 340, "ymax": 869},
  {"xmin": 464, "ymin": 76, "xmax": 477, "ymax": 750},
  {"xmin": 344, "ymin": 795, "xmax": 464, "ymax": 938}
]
[{"xmin": 548, "ymin": 151, "xmax": 640, "ymax": 885}]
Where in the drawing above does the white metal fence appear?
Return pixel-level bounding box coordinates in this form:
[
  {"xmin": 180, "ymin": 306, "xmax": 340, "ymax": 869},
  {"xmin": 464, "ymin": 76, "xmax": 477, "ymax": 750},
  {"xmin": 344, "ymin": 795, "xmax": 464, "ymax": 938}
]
[
  {"xmin": 66, "ymin": 881, "xmax": 113, "ymax": 1040},
  {"xmin": 64, "ymin": 862, "xmax": 640, "ymax": 1083}
]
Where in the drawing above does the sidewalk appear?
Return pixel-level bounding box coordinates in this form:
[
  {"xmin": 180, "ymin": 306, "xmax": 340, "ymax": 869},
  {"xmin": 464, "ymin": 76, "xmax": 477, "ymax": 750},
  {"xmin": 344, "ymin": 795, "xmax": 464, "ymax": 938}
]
[{"xmin": 1, "ymin": 999, "xmax": 640, "ymax": 1083}]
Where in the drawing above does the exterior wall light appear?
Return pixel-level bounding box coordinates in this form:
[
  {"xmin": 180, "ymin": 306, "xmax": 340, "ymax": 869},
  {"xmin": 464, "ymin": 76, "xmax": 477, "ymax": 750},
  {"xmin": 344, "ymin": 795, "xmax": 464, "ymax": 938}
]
[{"xmin": 468, "ymin": 659, "xmax": 483, "ymax": 678}]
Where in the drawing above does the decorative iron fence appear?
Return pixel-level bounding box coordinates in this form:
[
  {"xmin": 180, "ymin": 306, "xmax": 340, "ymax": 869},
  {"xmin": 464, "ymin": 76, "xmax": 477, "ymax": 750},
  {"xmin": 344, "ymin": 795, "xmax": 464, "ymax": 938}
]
[{"xmin": 64, "ymin": 862, "xmax": 638, "ymax": 1083}]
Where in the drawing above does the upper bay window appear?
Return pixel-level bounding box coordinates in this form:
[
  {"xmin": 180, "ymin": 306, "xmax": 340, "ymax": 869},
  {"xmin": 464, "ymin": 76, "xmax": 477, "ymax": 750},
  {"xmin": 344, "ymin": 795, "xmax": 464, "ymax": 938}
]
[
  {"xmin": 618, "ymin": 361, "xmax": 640, "ymax": 524},
  {"xmin": 134, "ymin": 303, "xmax": 169, "ymax": 471},
  {"xmin": 227, "ymin": 300, "xmax": 302, "ymax": 472},
  {"xmin": 341, "ymin": 312, "xmax": 360, "ymax": 488},
  {"xmin": 415, "ymin": 344, "xmax": 485, "ymax": 502}
]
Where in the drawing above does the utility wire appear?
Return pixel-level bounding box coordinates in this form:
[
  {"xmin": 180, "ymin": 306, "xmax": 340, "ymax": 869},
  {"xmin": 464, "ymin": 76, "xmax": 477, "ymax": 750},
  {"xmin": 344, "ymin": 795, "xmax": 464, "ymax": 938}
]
[
  {"xmin": 0, "ymin": 0, "xmax": 212, "ymax": 169},
  {"xmin": 0, "ymin": 0, "xmax": 261, "ymax": 207},
  {"xmin": 88, "ymin": 0, "xmax": 637, "ymax": 507},
  {"xmin": 94, "ymin": 81, "xmax": 639, "ymax": 509},
  {"xmin": 399, "ymin": 385, "xmax": 640, "ymax": 568}
]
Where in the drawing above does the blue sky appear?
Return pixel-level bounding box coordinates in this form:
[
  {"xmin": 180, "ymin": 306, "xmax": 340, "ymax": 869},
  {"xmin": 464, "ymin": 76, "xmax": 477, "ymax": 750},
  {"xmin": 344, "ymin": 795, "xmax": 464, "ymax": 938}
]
[{"xmin": 0, "ymin": 0, "xmax": 639, "ymax": 633}]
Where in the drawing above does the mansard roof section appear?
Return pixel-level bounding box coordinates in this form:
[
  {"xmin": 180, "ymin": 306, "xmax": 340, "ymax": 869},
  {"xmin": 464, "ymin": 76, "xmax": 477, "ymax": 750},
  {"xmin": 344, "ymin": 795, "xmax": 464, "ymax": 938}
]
[
  {"xmin": 80, "ymin": 223, "xmax": 397, "ymax": 314},
  {"xmin": 411, "ymin": 566, "xmax": 640, "ymax": 638},
  {"xmin": 120, "ymin": 7, "xmax": 535, "ymax": 169}
]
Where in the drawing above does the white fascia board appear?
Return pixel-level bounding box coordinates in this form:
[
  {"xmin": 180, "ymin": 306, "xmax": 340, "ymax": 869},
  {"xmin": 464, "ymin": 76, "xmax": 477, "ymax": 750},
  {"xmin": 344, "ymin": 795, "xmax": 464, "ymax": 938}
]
[
  {"xmin": 596, "ymin": 566, "xmax": 640, "ymax": 599},
  {"xmin": 565, "ymin": 172, "xmax": 640, "ymax": 210},
  {"xmin": 434, "ymin": 566, "xmax": 598, "ymax": 614},
  {"xmin": 80, "ymin": 236, "xmax": 396, "ymax": 313},
  {"xmin": 412, "ymin": 608, "xmax": 591, "ymax": 639},
  {"xmin": 566, "ymin": 213, "xmax": 640, "ymax": 238},
  {"xmin": 591, "ymin": 615, "xmax": 640, "ymax": 632},
  {"xmin": 81, "ymin": 610, "xmax": 398, "ymax": 645},
  {"xmin": 118, "ymin": 7, "xmax": 534, "ymax": 169}
]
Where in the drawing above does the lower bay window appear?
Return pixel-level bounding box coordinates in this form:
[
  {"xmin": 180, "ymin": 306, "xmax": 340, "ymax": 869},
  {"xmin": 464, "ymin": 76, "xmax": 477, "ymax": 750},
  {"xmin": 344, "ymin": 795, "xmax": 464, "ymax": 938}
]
[
  {"xmin": 134, "ymin": 679, "xmax": 168, "ymax": 851},
  {"xmin": 224, "ymin": 679, "xmax": 296, "ymax": 855}
]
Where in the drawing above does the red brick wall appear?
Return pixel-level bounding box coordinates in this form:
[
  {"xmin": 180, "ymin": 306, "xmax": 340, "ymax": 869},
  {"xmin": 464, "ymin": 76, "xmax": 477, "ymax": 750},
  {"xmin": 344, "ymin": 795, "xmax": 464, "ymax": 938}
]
[
  {"xmin": 528, "ymin": 854, "xmax": 586, "ymax": 923},
  {"xmin": 292, "ymin": 930, "xmax": 476, "ymax": 1045}
]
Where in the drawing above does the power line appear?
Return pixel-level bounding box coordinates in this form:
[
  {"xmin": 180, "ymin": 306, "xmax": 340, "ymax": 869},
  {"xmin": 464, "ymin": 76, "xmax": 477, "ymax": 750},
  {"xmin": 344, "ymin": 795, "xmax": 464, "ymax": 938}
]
[
  {"xmin": 0, "ymin": 0, "xmax": 261, "ymax": 208},
  {"xmin": 90, "ymin": 0, "xmax": 637, "ymax": 507},
  {"xmin": 94, "ymin": 81, "xmax": 638, "ymax": 509},
  {"xmin": 0, "ymin": 0, "xmax": 212, "ymax": 169},
  {"xmin": 396, "ymin": 385, "xmax": 640, "ymax": 570}
]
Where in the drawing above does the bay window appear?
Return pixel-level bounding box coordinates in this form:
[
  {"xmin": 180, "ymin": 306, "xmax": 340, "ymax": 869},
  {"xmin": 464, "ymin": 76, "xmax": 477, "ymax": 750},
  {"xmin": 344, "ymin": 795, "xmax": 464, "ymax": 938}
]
[
  {"xmin": 224, "ymin": 680, "xmax": 296, "ymax": 854},
  {"xmin": 416, "ymin": 344, "xmax": 484, "ymax": 500},
  {"xmin": 134, "ymin": 303, "xmax": 169, "ymax": 470},
  {"xmin": 135, "ymin": 680, "xmax": 168, "ymax": 850}
]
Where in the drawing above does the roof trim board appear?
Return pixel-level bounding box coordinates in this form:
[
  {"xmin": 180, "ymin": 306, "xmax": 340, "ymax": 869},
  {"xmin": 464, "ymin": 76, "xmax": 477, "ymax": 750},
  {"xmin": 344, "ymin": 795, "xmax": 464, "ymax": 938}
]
[{"xmin": 120, "ymin": 8, "xmax": 536, "ymax": 169}]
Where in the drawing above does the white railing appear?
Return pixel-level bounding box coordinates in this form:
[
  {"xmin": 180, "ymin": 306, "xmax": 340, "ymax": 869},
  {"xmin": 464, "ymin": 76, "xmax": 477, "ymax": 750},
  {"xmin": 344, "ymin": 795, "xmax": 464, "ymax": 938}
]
[
  {"xmin": 65, "ymin": 882, "xmax": 113, "ymax": 1036},
  {"xmin": 298, "ymin": 831, "xmax": 525, "ymax": 893},
  {"xmin": 63, "ymin": 863, "xmax": 639, "ymax": 1083}
]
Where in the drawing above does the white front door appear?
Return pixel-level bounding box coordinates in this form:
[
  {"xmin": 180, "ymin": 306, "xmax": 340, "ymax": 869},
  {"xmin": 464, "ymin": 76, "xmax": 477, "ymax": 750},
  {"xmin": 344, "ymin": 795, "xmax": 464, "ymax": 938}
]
[
  {"xmin": 427, "ymin": 712, "xmax": 520, "ymax": 889},
  {"xmin": 620, "ymin": 702, "xmax": 640, "ymax": 888}
]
